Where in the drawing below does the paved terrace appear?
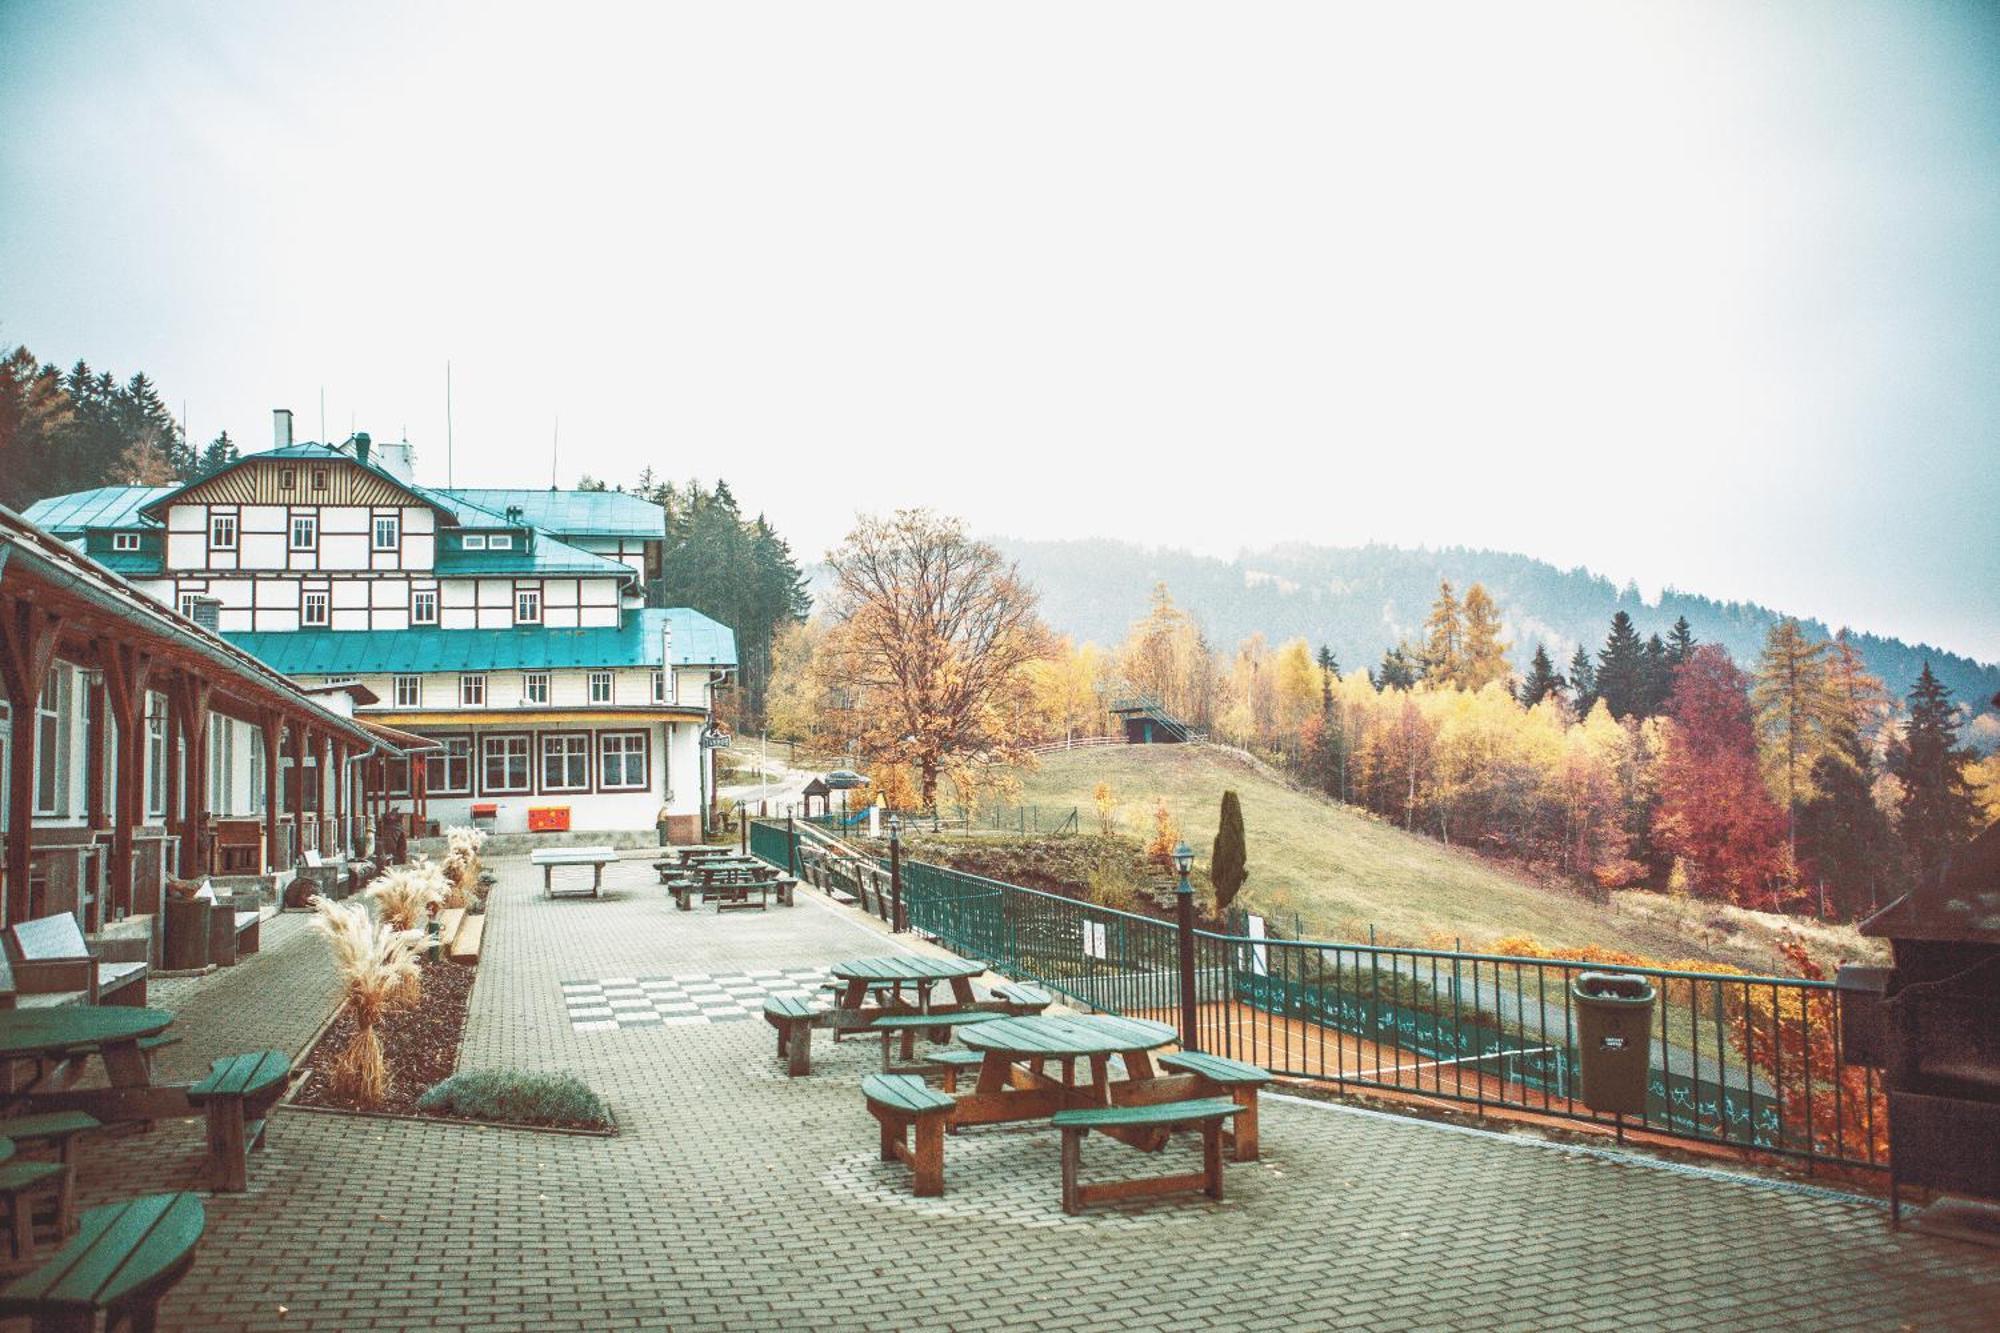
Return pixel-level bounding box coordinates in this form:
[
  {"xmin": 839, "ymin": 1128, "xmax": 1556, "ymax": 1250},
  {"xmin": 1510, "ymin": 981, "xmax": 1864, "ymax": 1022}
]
[{"xmin": 44, "ymin": 857, "xmax": 2000, "ymax": 1331}]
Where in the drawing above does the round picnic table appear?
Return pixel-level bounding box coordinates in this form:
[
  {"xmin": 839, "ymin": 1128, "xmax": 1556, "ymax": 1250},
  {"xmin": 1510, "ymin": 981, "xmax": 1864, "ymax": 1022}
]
[
  {"xmin": 958, "ymin": 1014, "xmax": 1178, "ymax": 1107},
  {"xmin": 828, "ymin": 955, "xmax": 984, "ymax": 1012},
  {"xmin": 0, "ymin": 1007, "xmax": 176, "ymax": 1091}
]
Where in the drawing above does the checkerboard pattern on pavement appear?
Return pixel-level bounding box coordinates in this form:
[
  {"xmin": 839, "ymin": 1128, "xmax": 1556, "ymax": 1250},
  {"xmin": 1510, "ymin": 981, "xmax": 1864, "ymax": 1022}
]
[{"xmin": 560, "ymin": 968, "xmax": 831, "ymax": 1031}]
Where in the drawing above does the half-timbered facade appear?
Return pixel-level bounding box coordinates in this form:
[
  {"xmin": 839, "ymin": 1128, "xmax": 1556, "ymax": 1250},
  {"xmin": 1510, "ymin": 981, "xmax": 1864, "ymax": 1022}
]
[{"xmin": 24, "ymin": 412, "xmax": 734, "ymax": 840}]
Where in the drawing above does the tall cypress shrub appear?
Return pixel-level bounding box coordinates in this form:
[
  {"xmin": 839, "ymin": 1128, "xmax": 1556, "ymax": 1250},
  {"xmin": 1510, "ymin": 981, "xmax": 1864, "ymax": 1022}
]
[{"xmin": 1211, "ymin": 790, "xmax": 1248, "ymax": 914}]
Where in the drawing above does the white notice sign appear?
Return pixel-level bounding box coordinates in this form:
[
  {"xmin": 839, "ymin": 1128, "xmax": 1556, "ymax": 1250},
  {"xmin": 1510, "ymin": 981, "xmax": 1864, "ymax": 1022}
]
[
  {"xmin": 1083, "ymin": 920, "xmax": 1108, "ymax": 960},
  {"xmin": 1247, "ymin": 914, "xmax": 1269, "ymax": 976}
]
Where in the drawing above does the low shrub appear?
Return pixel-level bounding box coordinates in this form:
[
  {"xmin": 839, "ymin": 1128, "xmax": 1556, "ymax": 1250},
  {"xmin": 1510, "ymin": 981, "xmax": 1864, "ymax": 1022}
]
[{"xmin": 416, "ymin": 1070, "xmax": 612, "ymax": 1129}]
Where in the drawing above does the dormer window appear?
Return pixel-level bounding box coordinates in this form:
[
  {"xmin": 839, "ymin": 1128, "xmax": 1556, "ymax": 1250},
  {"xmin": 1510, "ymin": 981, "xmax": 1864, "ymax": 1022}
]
[
  {"xmin": 487, "ymin": 534, "xmax": 513, "ymax": 550},
  {"xmin": 462, "ymin": 534, "xmax": 487, "ymax": 551},
  {"xmin": 111, "ymin": 533, "xmax": 141, "ymax": 552}
]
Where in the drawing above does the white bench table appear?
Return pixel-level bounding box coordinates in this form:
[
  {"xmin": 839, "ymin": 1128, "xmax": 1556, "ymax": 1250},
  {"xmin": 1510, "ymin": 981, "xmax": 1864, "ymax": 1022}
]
[{"xmin": 529, "ymin": 847, "xmax": 619, "ymax": 899}]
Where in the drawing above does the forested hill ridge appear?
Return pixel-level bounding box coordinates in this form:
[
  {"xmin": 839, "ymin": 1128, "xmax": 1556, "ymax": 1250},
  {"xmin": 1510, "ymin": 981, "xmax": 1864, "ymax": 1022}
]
[{"xmin": 992, "ymin": 536, "xmax": 2000, "ymax": 724}]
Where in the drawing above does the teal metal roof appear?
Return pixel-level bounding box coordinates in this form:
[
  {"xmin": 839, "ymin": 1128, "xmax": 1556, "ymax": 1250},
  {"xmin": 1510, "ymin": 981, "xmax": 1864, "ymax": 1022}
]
[
  {"xmin": 440, "ymin": 488, "xmax": 663, "ymax": 539},
  {"xmin": 21, "ymin": 486, "xmax": 171, "ymax": 535},
  {"xmin": 223, "ymin": 607, "xmax": 735, "ymax": 675},
  {"xmin": 434, "ymin": 529, "xmax": 635, "ymax": 580}
]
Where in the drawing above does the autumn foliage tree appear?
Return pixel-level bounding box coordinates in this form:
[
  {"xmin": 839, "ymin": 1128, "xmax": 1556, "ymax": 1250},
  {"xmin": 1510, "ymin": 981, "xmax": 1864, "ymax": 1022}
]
[
  {"xmin": 819, "ymin": 510, "xmax": 1051, "ymax": 809},
  {"xmin": 1653, "ymin": 646, "xmax": 1791, "ymax": 908}
]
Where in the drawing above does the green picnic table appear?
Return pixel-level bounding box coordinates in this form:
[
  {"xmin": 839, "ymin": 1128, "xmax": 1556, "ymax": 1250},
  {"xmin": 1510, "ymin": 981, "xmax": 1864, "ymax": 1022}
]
[
  {"xmin": 828, "ymin": 955, "xmax": 985, "ymax": 1011},
  {"xmin": 0, "ymin": 1009, "xmax": 175, "ymax": 1091},
  {"xmin": 958, "ymin": 1014, "xmax": 1179, "ymax": 1101}
]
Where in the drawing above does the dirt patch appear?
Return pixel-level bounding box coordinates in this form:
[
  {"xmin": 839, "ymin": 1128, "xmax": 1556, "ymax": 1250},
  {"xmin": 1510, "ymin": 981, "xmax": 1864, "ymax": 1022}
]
[{"xmin": 295, "ymin": 959, "xmax": 474, "ymax": 1118}]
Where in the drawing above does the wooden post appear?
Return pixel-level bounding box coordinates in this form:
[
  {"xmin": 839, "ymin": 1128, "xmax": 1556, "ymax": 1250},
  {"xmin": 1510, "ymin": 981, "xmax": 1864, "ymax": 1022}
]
[
  {"xmin": 170, "ymin": 676, "xmax": 212, "ymax": 878},
  {"xmin": 286, "ymin": 721, "xmax": 305, "ymax": 866},
  {"xmin": 98, "ymin": 643, "xmax": 152, "ymax": 919},
  {"xmin": 85, "ymin": 670, "xmax": 108, "ymax": 830},
  {"xmin": 261, "ymin": 712, "xmax": 281, "ymax": 872},
  {"xmin": 0, "ymin": 599, "xmax": 61, "ymax": 926},
  {"xmin": 332, "ymin": 740, "xmax": 347, "ymax": 858}
]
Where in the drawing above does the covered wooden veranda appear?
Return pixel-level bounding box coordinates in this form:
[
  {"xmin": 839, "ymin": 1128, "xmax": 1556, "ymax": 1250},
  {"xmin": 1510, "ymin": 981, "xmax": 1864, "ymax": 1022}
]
[{"xmin": 0, "ymin": 504, "xmax": 426, "ymax": 936}]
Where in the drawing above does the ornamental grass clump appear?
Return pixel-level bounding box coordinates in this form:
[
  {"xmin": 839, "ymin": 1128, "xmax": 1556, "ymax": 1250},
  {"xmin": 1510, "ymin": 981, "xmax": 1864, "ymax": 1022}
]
[
  {"xmin": 441, "ymin": 827, "xmax": 487, "ymax": 909},
  {"xmin": 366, "ymin": 860, "xmax": 447, "ymax": 931},
  {"xmin": 417, "ymin": 1070, "xmax": 612, "ymax": 1130},
  {"xmin": 309, "ymin": 896, "xmax": 425, "ymax": 1107}
]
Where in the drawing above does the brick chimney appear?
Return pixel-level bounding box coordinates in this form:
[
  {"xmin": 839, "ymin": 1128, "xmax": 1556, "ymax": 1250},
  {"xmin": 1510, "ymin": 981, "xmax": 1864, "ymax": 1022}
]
[{"xmin": 273, "ymin": 408, "xmax": 293, "ymax": 449}]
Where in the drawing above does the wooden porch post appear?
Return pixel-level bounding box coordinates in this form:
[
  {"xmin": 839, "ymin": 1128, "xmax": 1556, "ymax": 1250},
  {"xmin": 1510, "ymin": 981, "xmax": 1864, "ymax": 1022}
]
[
  {"xmin": 98, "ymin": 643, "xmax": 152, "ymax": 920},
  {"xmin": 0, "ymin": 598, "xmax": 62, "ymax": 926},
  {"xmin": 332, "ymin": 740, "xmax": 347, "ymax": 859},
  {"xmin": 85, "ymin": 670, "xmax": 107, "ymax": 830},
  {"xmin": 416, "ymin": 751, "xmax": 428, "ymax": 827},
  {"xmin": 286, "ymin": 721, "xmax": 306, "ymax": 861},
  {"xmin": 170, "ymin": 676, "xmax": 212, "ymax": 877},
  {"xmin": 261, "ymin": 712, "xmax": 282, "ymax": 872}
]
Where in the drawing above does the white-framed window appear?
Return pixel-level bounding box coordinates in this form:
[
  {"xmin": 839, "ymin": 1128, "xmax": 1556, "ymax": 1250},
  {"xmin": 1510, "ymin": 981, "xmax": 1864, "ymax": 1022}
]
[
  {"xmin": 588, "ymin": 671, "xmax": 613, "ymax": 704},
  {"xmin": 411, "ymin": 588, "xmax": 438, "ymax": 624},
  {"xmin": 488, "ymin": 534, "xmax": 514, "ymax": 550},
  {"xmin": 599, "ymin": 731, "xmax": 648, "ymax": 790},
  {"xmin": 208, "ymin": 719, "xmax": 236, "ymax": 814},
  {"xmin": 302, "ymin": 591, "xmax": 330, "ymax": 626},
  {"xmin": 540, "ymin": 733, "xmax": 590, "ymax": 791},
  {"xmin": 427, "ymin": 736, "xmax": 473, "ymax": 795},
  {"xmin": 177, "ymin": 593, "xmax": 203, "ymax": 620},
  {"xmin": 651, "ymin": 669, "xmax": 669, "ymax": 703},
  {"xmin": 462, "ymin": 534, "xmax": 487, "ymax": 551},
  {"xmin": 112, "ymin": 532, "xmax": 141, "ymax": 552},
  {"xmin": 480, "ymin": 734, "xmax": 530, "ymax": 793},
  {"xmin": 523, "ymin": 672, "xmax": 550, "ymax": 705},
  {"xmin": 290, "ymin": 514, "xmax": 317, "ymax": 549},
  {"xmin": 145, "ymin": 692, "xmax": 168, "ymax": 819},
  {"xmin": 515, "ymin": 587, "xmax": 541, "ymax": 624},
  {"xmin": 393, "ymin": 674, "xmax": 421, "ymax": 708},
  {"xmin": 33, "ymin": 665, "xmax": 72, "ymax": 816},
  {"xmin": 209, "ymin": 512, "xmax": 238, "ymax": 549},
  {"xmin": 312, "ymin": 468, "xmax": 328, "ymax": 491},
  {"xmin": 279, "ymin": 468, "xmax": 296, "ymax": 490},
  {"xmin": 459, "ymin": 674, "xmax": 487, "ymax": 707},
  {"xmin": 373, "ymin": 514, "xmax": 400, "ymax": 550}
]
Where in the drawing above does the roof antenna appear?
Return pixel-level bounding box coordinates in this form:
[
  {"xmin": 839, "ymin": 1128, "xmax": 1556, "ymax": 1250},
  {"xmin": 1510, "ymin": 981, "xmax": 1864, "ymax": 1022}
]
[
  {"xmin": 445, "ymin": 359, "xmax": 454, "ymax": 488},
  {"xmin": 551, "ymin": 414, "xmax": 559, "ymax": 490},
  {"xmin": 319, "ymin": 387, "xmax": 325, "ymax": 444}
]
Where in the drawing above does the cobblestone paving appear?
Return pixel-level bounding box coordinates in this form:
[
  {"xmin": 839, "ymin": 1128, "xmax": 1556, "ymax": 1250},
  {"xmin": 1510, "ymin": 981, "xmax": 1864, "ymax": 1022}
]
[{"xmin": 42, "ymin": 856, "xmax": 2000, "ymax": 1331}]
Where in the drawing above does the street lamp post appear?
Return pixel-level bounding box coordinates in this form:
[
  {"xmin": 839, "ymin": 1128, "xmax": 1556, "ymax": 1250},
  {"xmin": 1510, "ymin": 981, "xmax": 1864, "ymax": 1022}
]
[
  {"xmin": 889, "ymin": 814, "xmax": 905, "ymax": 934},
  {"xmin": 1173, "ymin": 840, "xmax": 1199, "ymax": 1052}
]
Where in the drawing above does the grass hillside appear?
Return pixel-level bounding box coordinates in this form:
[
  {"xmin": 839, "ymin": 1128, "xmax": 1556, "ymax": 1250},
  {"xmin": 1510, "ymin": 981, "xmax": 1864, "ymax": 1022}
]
[{"xmin": 1012, "ymin": 744, "xmax": 1879, "ymax": 973}]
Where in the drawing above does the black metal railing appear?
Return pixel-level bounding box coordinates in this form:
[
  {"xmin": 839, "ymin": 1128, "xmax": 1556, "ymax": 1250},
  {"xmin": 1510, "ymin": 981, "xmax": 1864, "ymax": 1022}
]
[{"xmin": 745, "ymin": 819, "xmax": 1885, "ymax": 1172}]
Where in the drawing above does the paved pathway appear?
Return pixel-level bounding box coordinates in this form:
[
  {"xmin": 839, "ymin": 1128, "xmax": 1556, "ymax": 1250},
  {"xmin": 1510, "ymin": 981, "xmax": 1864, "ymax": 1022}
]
[{"xmin": 43, "ymin": 856, "xmax": 2000, "ymax": 1331}]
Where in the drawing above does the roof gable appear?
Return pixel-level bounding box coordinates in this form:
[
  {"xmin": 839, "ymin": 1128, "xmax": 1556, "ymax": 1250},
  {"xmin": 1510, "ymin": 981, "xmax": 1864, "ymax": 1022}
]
[{"xmin": 138, "ymin": 447, "xmax": 451, "ymax": 519}]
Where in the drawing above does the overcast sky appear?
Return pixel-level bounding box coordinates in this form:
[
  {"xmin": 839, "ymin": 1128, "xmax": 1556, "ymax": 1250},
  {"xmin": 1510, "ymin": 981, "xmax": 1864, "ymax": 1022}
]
[{"xmin": 2, "ymin": 2, "xmax": 1996, "ymax": 660}]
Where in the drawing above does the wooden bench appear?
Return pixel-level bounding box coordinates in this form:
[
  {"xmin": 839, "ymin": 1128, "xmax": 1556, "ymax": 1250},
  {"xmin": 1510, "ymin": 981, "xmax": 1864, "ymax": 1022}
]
[
  {"xmin": 1051, "ymin": 1097, "xmax": 1243, "ymax": 1215},
  {"xmin": 207, "ymin": 819, "xmax": 263, "ymax": 876},
  {"xmin": 1159, "ymin": 1051, "xmax": 1273, "ymax": 1161},
  {"xmin": 4, "ymin": 916, "xmax": 147, "ymax": 1007},
  {"xmin": 861, "ymin": 1074, "xmax": 956, "ymax": 1197},
  {"xmin": 0, "ymin": 1161, "xmax": 68, "ymax": 1263},
  {"xmin": 447, "ymin": 915, "xmax": 484, "ymax": 964},
  {"xmin": 867, "ymin": 1010, "xmax": 1002, "ymax": 1073},
  {"xmin": 206, "ymin": 892, "xmax": 263, "ymax": 968},
  {"xmin": 0, "ymin": 1112, "xmax": 100, "ymax": 1246},
  {"xmin": 988, "ymin": 982, "xmax": 1054, "ymax": 1012},
  {"xmin": 184, "ymin": 1051, "xmax": 291, "ymax": 1192},
  {"xmin": 671, "ymin": 879, "xmax": 771, "ymax": 912},
  {"xmin": 763, "ymin": 996, "xmax": 820, "ymax": 1077},
  {"xmin": 0, "ymin": 1192, "xmax": 204, "ymax": 1332},
  {"xmin": 923, "ymin": 1048, "xmax": 987, "ymax": 1094}
]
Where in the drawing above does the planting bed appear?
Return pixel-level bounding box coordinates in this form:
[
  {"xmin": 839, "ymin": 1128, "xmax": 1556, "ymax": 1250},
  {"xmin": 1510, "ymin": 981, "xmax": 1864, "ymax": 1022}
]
[{"xmin": 295, "ymin": 959, "xmax": 475, "ymax": 1118}]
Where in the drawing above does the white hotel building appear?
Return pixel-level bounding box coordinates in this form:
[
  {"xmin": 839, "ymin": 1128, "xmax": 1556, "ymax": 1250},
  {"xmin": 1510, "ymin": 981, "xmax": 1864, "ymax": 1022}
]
[{"xmin": 24, "ymin": 411, "xmax": 735, "ymax": 842}]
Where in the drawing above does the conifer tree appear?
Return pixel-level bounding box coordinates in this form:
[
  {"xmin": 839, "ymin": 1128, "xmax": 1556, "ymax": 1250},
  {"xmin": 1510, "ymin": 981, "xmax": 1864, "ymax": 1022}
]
[
  {"xmin": 1890, "ymin": 663, "xmax": 1979, "ymax": 881},
  {"xmin": 1639, "ymin": 633, "xmax": 1672, "ymax": 717},
  {"xmin": 1210, "ymin": 790, "xmax": 1248, "ymax": 913},
  {"xmin": 1374, "ymin": 644, "xmax": 1420, "ymax": 691},
  {"xmin": 1459, "ymin": 583, "xmax": 1510, "ymax": 690},
  {"xmin": 1595, "ymin": 611, "xmax": 1646, "ymax": 718},
  {"xmin": 1518, "ymin": 644, "xmax": 1564, "ymax": 707},
  {"xmin": 1666, "ymin": 616, "xmax": 1697, "ymax": 666},
  {"xmin": 1567, "ymin": 645, "xmax": 1597, "ymax": 713},
  {"xmin": 1420, "ymin": 580, "xmax": 1463, "ymax": 686},
  {"xmin": 1751, "ymin": 619, "xmax": 1843, "ymax": 869}
]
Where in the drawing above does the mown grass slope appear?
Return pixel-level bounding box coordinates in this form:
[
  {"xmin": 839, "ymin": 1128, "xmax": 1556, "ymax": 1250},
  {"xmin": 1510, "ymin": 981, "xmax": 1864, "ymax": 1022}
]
[{"xmin": 1012, "ymin": 744, "xmax": 1873, "ymax": 971}]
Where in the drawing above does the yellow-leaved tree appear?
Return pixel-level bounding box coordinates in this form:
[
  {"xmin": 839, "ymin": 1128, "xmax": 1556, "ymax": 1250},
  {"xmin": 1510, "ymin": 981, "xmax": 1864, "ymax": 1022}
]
[{"xmin": 818, "ymin": 510, "xmax": 1051, "ymax": 810}]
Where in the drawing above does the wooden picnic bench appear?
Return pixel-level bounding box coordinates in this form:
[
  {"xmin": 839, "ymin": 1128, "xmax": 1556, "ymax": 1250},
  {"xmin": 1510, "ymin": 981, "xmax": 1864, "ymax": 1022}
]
[
  {"xmin": 0, "ymin": 1112, "xmax": 99, "ymax": 1250},
  {"xmin": 1159, "ymin": 1051, "xmax": 1273, "ymax": 1161},
  {"xmin": 184, "ymin": 1050, "xmax": 291, "ymax": 1192},
  {"xmin": 0, "ymin": 1137, "xmax": 67, "ymax": 1263},
  {"xmin": 867, "ymin": 1010, "xmax": 1003, "ymax": 1073},
  {"xmin": 531, "ymin": 847, "xmax": 618, "ymax": 899},
  {"xmin": 765, "ymin": 959, "xmax": 1054, "ymax": 1076},
  {"xmin": 1053, "ymin": 1097, "xmax": 1243, "ymax": 1214},
  {"xmin": 861, "ymin": 1074, "xmax": 955, "ymax": 1197},
  {"xmin": 0, "ymin": 1191, "xmax": 204, "ymax": 1332},
  {"xmin": 4, "ymin": 916, "xmax": 148, "ymax": 1008}
]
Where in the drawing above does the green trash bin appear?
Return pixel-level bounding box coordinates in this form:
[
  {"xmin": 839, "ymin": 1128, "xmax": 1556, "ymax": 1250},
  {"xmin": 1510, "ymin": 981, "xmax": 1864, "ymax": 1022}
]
[{"xmin": 1572, "ymin": 971, "xmax": 1655, "ymax": 1116}]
